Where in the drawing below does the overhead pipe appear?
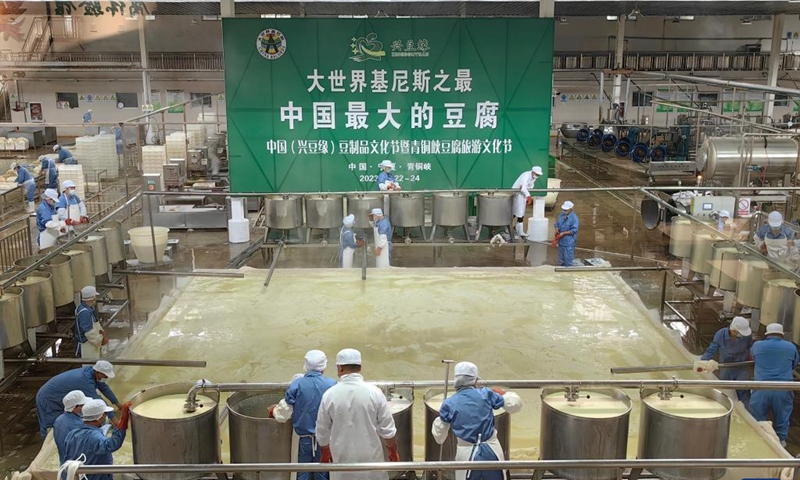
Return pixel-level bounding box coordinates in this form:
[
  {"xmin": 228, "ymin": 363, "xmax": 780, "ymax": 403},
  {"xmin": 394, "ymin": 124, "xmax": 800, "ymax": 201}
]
[
  {"xmin": 116, "ymin": 270, "xmax": 244, "ymax": 278},
  {"xmin": 637, "ymin": 71, "xmax": 800, "ymax": 97},
  {"xmin": 4, "ymin": 358, "xmax": 207, "ymax": 368}
]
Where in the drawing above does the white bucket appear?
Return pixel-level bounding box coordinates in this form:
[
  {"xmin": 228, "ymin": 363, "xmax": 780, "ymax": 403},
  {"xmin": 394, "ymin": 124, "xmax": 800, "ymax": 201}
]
[
  {"xmin": 128, "ymin": 226, "xmax": 170, "ymax": 264},
  {"xmin": 527, "ymin": 218, "xmax": 549, "ymax": 242},
  {"xmin": 544, "ymin": 178, "xmax": 561, "ymax": 207}
]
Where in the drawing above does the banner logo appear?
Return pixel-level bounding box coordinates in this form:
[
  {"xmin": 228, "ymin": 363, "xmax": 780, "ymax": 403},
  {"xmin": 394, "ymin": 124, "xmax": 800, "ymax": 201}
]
[
  {"xmin": 257, "ymin": 29, "xmax": 287, "ymax": 60},
  {"xmin": 350, "ymin": 33, "xmax": 386, "ymax": 62}
]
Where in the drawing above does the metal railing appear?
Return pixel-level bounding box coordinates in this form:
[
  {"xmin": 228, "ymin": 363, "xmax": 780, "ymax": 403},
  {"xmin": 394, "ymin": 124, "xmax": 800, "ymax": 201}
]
[
  {"xmin": 85, "ymin": 185, "xmax": 142, "ymax": 222},
  {"xmin": 0, "ymin": 215, "xmax": 32, "ymax": 272},
  {"xmin": 553, "ymin": 51, "xmax": 779, "ymax": 72},
  {"xmin": 0, "ymin": 51, "xmax": 224, "ymax": 71}
]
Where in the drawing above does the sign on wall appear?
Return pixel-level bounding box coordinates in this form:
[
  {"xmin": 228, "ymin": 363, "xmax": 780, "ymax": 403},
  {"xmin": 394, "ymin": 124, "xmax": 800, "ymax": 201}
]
[{"xmin": 222, "ymin": 18, "xmax": 554, "ymax": 193}]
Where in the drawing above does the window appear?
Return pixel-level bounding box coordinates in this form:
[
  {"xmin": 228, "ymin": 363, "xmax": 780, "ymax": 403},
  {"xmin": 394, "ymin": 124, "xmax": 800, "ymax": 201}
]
[
  {"xmin": 56, "ymin": 92, "xmax": 79, "ymax": 109},
  {"xmin": 632, "ymin": 91, "xmax": 652, "ymax": 107},
  {"xmin": 775, "ymin": 94, "xmax": 790, "ymax": 107},
  {"xmin": 191, "ymin": 93, "xmax": 212, "ymax": 108},
  {"xmin": 697, "ymin": 93, "xmax": 719, "ymax": 105},
  {"xmin": 115, "ymin": 92, "xmax": 138, "ymax": 109}
]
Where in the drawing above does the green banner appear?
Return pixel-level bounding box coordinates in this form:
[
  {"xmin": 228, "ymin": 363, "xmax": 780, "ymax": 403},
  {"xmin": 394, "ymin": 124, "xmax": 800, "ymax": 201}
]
[
  {"xmin": 222, "ymin": 18, "xmax": 554, "ymax": 193},
  {"xmin": 746, "ymin": 101, "xmax": 764, "ymax": 112},
  {"xmin": 723, "ymin": 101, "xmax": 741, "ymax": 113}
]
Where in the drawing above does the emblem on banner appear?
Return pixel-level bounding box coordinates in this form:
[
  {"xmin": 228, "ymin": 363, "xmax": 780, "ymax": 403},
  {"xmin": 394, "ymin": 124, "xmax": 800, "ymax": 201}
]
[
  {"xmin": 257, "ymin": 28, "xmax": 287, "ymax": 60},
  {"xmin": 350, "ymin": 33, "xmax": 386, "ymax": 62}
]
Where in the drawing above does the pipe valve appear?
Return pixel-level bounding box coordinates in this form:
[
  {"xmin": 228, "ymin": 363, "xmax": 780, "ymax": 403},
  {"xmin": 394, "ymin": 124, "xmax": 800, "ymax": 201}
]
[{"xmin": 564, "ymin": 385, "xmax": 580, "ymax": 402}]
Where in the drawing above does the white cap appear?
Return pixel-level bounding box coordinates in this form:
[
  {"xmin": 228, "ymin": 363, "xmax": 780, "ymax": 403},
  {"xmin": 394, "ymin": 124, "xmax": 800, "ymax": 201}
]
[
  {"xmin": 9, "ymin": 162, "xmax": 18, "ymax": 170},
  {"xmin": 371, "ymin": 208, "xmax": 383, "ymax": 217},
  {"xmin": 44, "ymin": 189, "xmax": 59, "ymax": 201},
  {"xmin": 336, "ymin": 348, "xmax": 362, "ymax": 365},
  {"xmin": 531, "ymin": 166, "xmax": 543, "ymax": 176},
  {"xmin": 304, "ymin": 350, "xmax": 328, "ymax": 372},
  {"xmin": 730, "ymin": 316, "xmax": 752, "ymax": 336},
  {"xmin": 768, "ymin": 211, "xmax": 783, "ymax": 228},
  {"xmin": 343, "ymin": 214, "xmax": 355, "ymax": 227},
  {"xmin": 87, "ymin": 109, "xmax": 92, "ymax": 113},
  {"xmin": 766, "ymin": 323, "xmax": 785, "ymax": 336},
  {"xmin": 93, "ymin": 360, "xmax": 115, "ymax": 379},
  {"xmin": 53, "ymin": 145, "xmax": 61, "ymax": 151},
  {"xmin": 81, "ymin": 399, "xmax": 113, "ymax": 421},
  {"xmin": 81, "ymin": 285, "xmax": 98, "ymax": 300},
  {"xmin": 62, "ymin": 180, "xmax": 76, "ymax": 190},
  {"xmin": 379, "ymin": 160, "xmax": 395, "ymax": 170},
  {"xmin": 62, "ymin": 390, "xmax": 89, "ymax": 412},
  {"xmin": 39, "ymin": 155, "xmax": 48, "ymax": 162},
  {"xmin": 562, "ymin": 201, "xmax": 574, "ymax": 210},
  {"xmin": 454, "ymin": 361, "xmax": 479, "ymax": 377},
  {"xmin": 719, "ymin": 210, "xmax": 730, "ymax": 218}
]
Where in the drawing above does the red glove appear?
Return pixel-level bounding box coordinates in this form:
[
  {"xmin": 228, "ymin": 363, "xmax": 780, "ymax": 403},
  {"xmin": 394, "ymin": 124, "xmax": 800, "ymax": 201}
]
[
  {"xmin": 65, "ymin": 218, "xmax": 73, "ymax": 226},
  {"xmin": 387, "ymin": 445, "xmax": 400, "ymax": 462},
  {"xmin": 80, "ymin": 216, "xmax": 89, "ymax": 224},
  {"xmin": 60, "ymin": 227, "xmax": 66, "ymax": 234},
  {"xmin": 320, "ymin": 445, "xmax": 333, "ymax": 463},
  {"xmin": 357, "ymin": 240, "xmax": 364, "ymax": 247},
  {"xmin": 525, "ymin": 196, "xmax": 533, "ymax": 206},
  {"xmin": 551, "ymin": 238, "xmax": 559, "ymax": 248},
  {"xmin": 101, "ymin": 331, "xmax": 109, "ymax": 346},
  {"xmin": 118, "ymin": 402, "xmax": 132, "ymax": 430},
  {"xmin": 267, "ymin": 405, "xmax": 276, "ymax": 418},
  {"xmin": 491, "ymin": 387, "xmax": 506, "ymax": 396}
]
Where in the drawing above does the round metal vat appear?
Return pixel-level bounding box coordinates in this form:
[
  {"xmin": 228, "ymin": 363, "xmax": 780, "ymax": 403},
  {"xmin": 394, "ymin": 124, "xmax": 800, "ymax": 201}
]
[
  {"xmin": 477, "ymin": 192, "xmax": 513, "ymax": 227},
  {"xmin": 62, "ymin": 246, "xmax": 96, "ymax": 291},
  {"xmin": 130, "ymin": 382, "xmax": 220, "ymax": 480},
  {"xmin": 689, "ymin": 231, "xmax": 717, "ymax": 274},
  {"xmin": 669, "ymin": 218, "xmax": 694, "ymax": 258},
  {"xmin": 264, "ymin": 195, "xmax": 304, "ymax": 230},
  {"xmin": 390, "ymin": 193, "xmax": 425, "ymax": 228},
  {"xmin": 424, "ymin": 388, "xmax": 510, "ymax": 480},
  {"xmin": 1, "ymin": 271, "xmax": 55, "ymax": 328},
  {"xmin": 540, "ymin": 388, "xmax": 631, "ymax": 480},
  {"xmin": 385, "ymin": 387, "xmax": 414, "ymax": 478},
  {"xmin": 736, "ymin": 257, "xmax": 771, "ymax": 308},
  {"xmin": 560, "ymin": 122, "xmax": 588, "ymax": 139},
  {"xmin": 638, "ymin": 388, "xmax": 732, "ymax": 480},
  {"xmin": 792, "ymin": 289, "xmax": 800, "ymax": 345},
  {"xmin": 14, "ymin": 254, "xmax": 73, "ymax": 307},
  {"xmin": 433, "ymin": 192, "xmax": 468, "ymax": 227},
  {"xmin": 0, "ymin": 287, "xmax": 26, "ymax": 349},
  {"xmin": 697, "ymin": 137, "xmax": 799, "ymax": 180},
  {"xmin": 227, "ymin": 391, "xmax": 293, "ymax": 480},
  {"xmin": 79, "ymin": 234, "xmax": 108, "ymax": 276},
  {"xmin": 760, "ymin": 272, "xmax": 796, "ymax": 328},
  {"xmin": 305, "ymin": 194, "xmax": 344, "ymax": 230},
  {"xmin": 346, "ymin": 194, "xmax": 383, "ymax": 229},
  {"xmin": 709, "ymin": 242, "xmax": 741, "ymax": 291},
  {"xmin": 98, "ymin": 221, "xmax": 125, "ymax": 264}
]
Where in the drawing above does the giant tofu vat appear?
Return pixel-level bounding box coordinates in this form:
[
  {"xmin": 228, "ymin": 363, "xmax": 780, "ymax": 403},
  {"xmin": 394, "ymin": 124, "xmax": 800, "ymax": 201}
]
[{"xmin": 30, "ymin": 268, "xmax": 788, "ymax": 479}]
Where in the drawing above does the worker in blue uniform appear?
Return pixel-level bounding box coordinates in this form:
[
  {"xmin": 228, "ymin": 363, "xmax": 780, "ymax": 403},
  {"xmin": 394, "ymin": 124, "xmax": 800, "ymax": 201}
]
[
  {"xmin": 76, "ymin": 286, "xmax": 107, "ymax": 359},
  {"xmin": 62, "ymin": 399, "xmax": 130, "ymax": 480},
  {"xmin": 376, "ymin": 160, "xmax": 401, "ymax": 191},
  {"xmin": 553, "ymin": 201, "xmax": 580, "ymax": 267},
  {"xmin": 755, "ymin": 211, "xmax": 795, "ymax": 260},
  {"xmin": 272, "ymin": 350, "xmax": 338, "ymax": 480},
  {"xmin": 339, "ymin": 214, "xmax": 362, "ymax": 268},
  {"xmin": 113, "ymin": 126, "xmax": 123, "ymax": 155},
  {"xmin": 10, "ymin": 162, "xmax": 36, "ymax": 214},
  {"xmin": 57, "ymin": 180, "xmax": 88, "ymax": 232},
  {"xmin": 35, "ymin": 361, "xmax": 122, "ymax": 438},
  {"xmin": 54, "ymin": 145, "xmax": 77, "ymax": 164},
  {"xmin": 431, "ymin": 362, "xmax": 523, "ymax": 480},
  {"xmin": 40, "ymin": 155, "xmax": 59, "ymax": 190},
  {"xmin": 36, "ymin": 188, "xmax": 62, "ymax": 247},
  {"xmin": 694, "ymin": 316, "xmax": 754, "ymax": 403},
  {"xmin": 370, "ymin": 208, "xmax": 392, "ymax": 268},
  {"xmin": 750, "ymin": 323, "xmax": 800, "ymax": 447},
  {"xmin": 53, "ymin": 390, "xmax": 89, "ymax": 464}
]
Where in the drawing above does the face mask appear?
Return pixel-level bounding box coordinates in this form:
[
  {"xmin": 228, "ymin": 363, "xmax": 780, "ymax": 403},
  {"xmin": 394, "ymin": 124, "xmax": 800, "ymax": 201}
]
[{"xmin": 99, "ymin": 377, "xmax": 107, "ymax": 384}]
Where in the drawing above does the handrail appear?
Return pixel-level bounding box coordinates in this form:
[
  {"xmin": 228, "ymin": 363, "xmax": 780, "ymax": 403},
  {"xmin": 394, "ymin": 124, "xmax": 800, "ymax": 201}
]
[{"xmin": 0, "ymin": 214, "xmax": 30, "ymax": 234}]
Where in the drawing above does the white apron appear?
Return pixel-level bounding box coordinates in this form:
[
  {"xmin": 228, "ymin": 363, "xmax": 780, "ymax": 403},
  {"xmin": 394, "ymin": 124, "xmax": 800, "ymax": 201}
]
[
  {"xmin": 512, "ymin": 192, "xmax": 527, "ymax": 218},
  {"xmin": 454, "ymin": 433, "xmax": 505, "ymax": 480},
  {"xmin": 79, "ymin": 321, "xmax": 104, "ymax": 359},
  {"xmin": 40, "ymin": 215, "xmax": 63, "ymax": 249},
  {"xmin": 340, "ymin": 229, "xmax": 356, "ymax": 268},
  {"xmin": 764, "ymin": 236, "xmax": 789, "ymax": 260},
  {"xmin": 373, "ymin": 226, "xmax": 390, "ymax": 268}
]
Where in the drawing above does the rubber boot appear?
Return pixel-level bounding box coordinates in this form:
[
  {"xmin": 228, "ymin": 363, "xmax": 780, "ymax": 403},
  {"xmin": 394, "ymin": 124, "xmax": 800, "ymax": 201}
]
[
  {"xmin": 27, "ymin": 201, "xmax": 35, "ymax": 215},
  {"xmin": 515, "ymin": 222, "xmax": 528, "ymax": 238}
]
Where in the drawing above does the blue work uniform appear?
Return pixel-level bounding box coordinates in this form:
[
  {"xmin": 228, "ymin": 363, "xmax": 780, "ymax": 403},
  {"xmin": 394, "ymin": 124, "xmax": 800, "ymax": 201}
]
[
  {"xmin": 756, "ymin": 225, "xmax": 795, "ymax": 241},
  {"xmin": 75, "ymin": 301, "xmax": 100, "ymax": 356},
  {"xmin": 285, "ymin": 372, "xmax": 337, "ymax": 480},
  {"xmin": 377, "ymin": 217, "xmax": 393, "ymax": 260},
  {"xmin": 63, "ymin": 424, "xmax": 126, "ymax": 480},
  {"xmin": 440, "ymin": 387, "xmax": 506, "ymax": 480},
  {"xmin": 376, "ymin": 171, "xmax": 397, "ymax": 190},
  {"xmin": 57, "ymin": 148, "xmax": 76, "ymax": 165},
  {"xmin": 41, "ymin": 157, "xmax": 59, "ymax": 189},
  {"xmin": 750, "ymin": 337, "xmax": 800, "ymax": 442},
  {"xmin": 114, "ymin": 128, "xmax": 123, "ymax": 155},
  {"xmin": 15, "ymin": 165, "xmax": 35, "ymax": 202},
  {"xmin": 701, "ymin": 327, "xmax": 754, "ymax": 402},
  {"xmin": 53, "ymin": 412, "xmax": 85, "ymax": 464},
  {"xmin": 82, "ymin": 112, "xmax": 92, "ymax": 124},
  {"xmin": 36, "ymin": 200, "xmax": 58, "ymax": 243},
  {"xmin": 56, "ymin": 191, "xmax": 84, "ymax": 213},
  {"xmin": 339, "ymin": 227, "xmax": 359, "ymax": 267},
  {"xmin": 35, "ymin": 366, "xmax": 118, "ymax": 438},
  {"xmin": 554, "ymin": 211, "xmax": 580, "ymax": 267}
]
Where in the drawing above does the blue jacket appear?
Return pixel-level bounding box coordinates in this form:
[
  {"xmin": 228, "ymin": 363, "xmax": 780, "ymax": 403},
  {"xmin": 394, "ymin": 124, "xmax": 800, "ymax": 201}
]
[
  {"xmin": 376, "ymin": 171, "xmax": 397, "ymax": 190},
  {"xmin": 56, "ymin": 191, "xmax": 83, "ymax": 209},
  {"xmin": 35, "ymin": 367, "xmax": 119, "ymax": 437},
  {"xmin": 377, "ymin": 217, "xmax": 392, "ymax": 240},
  {"xmin": 57, "ymin": 148, "xmax": 74, "ymax": 164},
  {"xmin": 439, "ymin": 387, "xmax": 505, "ymax": 444},
  {"xmin": 554, "ymin": 212, "xmax": 579, "ymax": 247},
  {"xmin": 75, "ymin": 302, "xmax": 99, "ymax": 344},
  {"xmin": 751, "ymin": 337, "xmax": 800, "ymax": 381},
  {"xmin": 63, "ymin": 424, "xmax": 126, "ymax": 480},
  {"xmin": 284, "ymin": 371, "xmax": 337, "ymax": 436},
  {"xmin": 41, "ymin": 157, "xmax": 59, "ymax": 188},
  {"xmin": 83, "ymin": 112, "xmax": 92, "ymax": 124},
  {"xmin": 15, "ymin": 165, "xmax": 33, "ymax": 184},
  {"xmin": 36, "ymin": 201, "xmax": 57, "ymax": 233},
  {"xmin": 54, "ymin": 412, "xmax": 85, "ymax": 464},
  {"xmin": 701, "ymin": 328, "xmax": 754, "ymax": 363},
  {"xmin": 756, "ymin": 224, "xmax": 795, "ymax": 241}
]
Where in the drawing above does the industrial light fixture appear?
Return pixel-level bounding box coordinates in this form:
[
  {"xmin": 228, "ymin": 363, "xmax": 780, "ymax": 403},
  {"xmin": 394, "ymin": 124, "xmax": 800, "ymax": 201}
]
[
  {"xmin": 741, "ymin": 16, "xmax": 753, "ymax": 25},
  {"xmin": 627, "ymin": 4, "xmax": 643, "ymax": 21},
  {"xmin": 201, "ymin": 15, "xmax": 219, "ymax": 21},
  {"xmin": 145, "ymin": 14, "xmax": 156, "ymax": 20},
  {"xmin": 679, "ymin": 16, "xmax": 695, "ymax": 21},
  {"xmin": 606, "ymin": 15, "xmax": 618, "ymax": 21}
]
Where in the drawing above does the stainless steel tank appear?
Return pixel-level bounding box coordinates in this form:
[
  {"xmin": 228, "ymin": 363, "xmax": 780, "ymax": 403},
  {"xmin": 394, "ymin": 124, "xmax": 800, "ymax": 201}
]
[
  {"xmin": 638, "ymin": 388, "xmax": 732, "ymax": 480},
  {"xmin": 760, "ymin": 272, "xmax": 796, "ymax": 328},
  {"xmin": 98, "ymin": 220, "xmax": 125, "ymax": 264},
  {"xmin": 14, "ymin": 254, "xmax": 73, "ymax": 307},
  {"xmin": 477, "ymin": 192, "xmax": 513, "ymax": 227},
  {"xmin": 1, "ymin": 271, "xmax": 55, "ymax": 328},
  {"xmin": 736, "ymin": 257, "xmax": 771, "ymax": 308},
  {"xmin": 669, "ymin": 218, "xmax": 694, "ymax": 258},
  {"xmin": 346, "ymin": 194, "xmax": 383, "ymax": 229},
  {"xmin": 227, "ymin": 391, "xmax": 293, "ymax": 480},
  {"xmin": 539, "ymin": 388, "xmax": 631, "ymax": 480},
  {"xmin": 79, "ymin": 234, "xmax": 109, "ymax": 276},
  {"xmin": 697, "ymin": 137, "xmax": 799, "ymax": 180},
  {"xmin": 390, "ymin": 193, "xmax": 425, "ymax": 228},
  {"xmin": 0, "ymin": 286, "xmax": 26, "ymax": 349},
  {"xmin": 385, "ymin": 387, "xmax": 414, "ymax": 478},
  {"xmin": 130, "ymin": 382, "xmax": 220, "ymax": 480},
  {"xmin": 689, "ymin": 231, "xmax": 717, "ymax": 274},
  {"xmin": 305, "ymin": 194, "xmax": 344, "ymax": 230},
  {"xmin": 709, "ymin": 242, "xmax": 741, "ymax": 291},
  {"xmin": 424, "ymin": 388, "xmax": 510, "ymax": 480},
  {"xmin": 432, "ymin": 192, "xmax": 468, "ymax": 226},
  {"xmin": 560, "ymin": 122, "xmax": 588, "ymax": 139},
  {"xmin": 62, "ymin": 245, "xmax": 96, "ymax": 291},
  {"xmin": 793, "ymin": 289, "xmax": 800, "ymax": 345},
  {"xmin": 264, "ymin": 195, "xmax": 304, "ymax": 230}
]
